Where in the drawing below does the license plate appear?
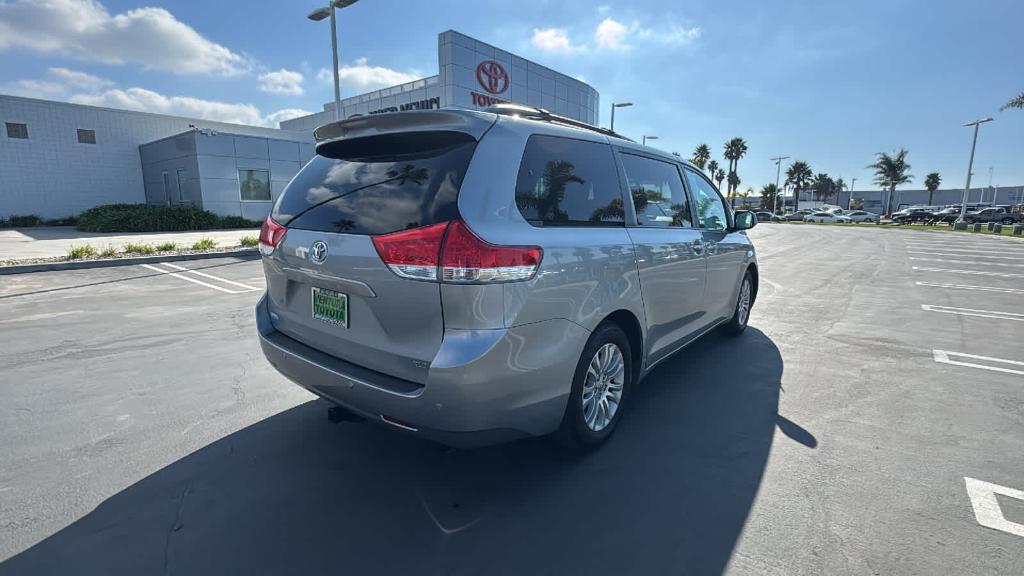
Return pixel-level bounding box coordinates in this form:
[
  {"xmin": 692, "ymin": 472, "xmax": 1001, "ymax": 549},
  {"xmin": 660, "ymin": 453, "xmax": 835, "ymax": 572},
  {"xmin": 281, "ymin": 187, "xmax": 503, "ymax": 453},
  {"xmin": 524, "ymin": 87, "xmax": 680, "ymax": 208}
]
[{"xmin": 312, "ymin": 286, "xmax": 348, "ymax": 327}]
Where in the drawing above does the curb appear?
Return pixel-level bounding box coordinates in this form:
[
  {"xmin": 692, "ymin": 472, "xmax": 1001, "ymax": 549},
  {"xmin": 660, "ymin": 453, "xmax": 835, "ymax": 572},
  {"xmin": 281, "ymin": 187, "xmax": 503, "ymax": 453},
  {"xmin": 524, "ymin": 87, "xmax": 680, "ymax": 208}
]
[{"xmin": 0, "ymin": 248, "xmax": 260, "ymax": 275}]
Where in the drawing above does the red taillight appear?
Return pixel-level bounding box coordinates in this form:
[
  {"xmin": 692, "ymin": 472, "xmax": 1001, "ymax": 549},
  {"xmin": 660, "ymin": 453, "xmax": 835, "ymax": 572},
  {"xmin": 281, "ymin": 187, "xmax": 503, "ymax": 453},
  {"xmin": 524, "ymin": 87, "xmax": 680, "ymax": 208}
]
[
  {"xmin": 440, "ymin": 220, "xmax": 542, "ymax": 283},
  {"xmin": 371, "ymin": 221, "xmax": 449, "ymax": 280},
  {"xmin": 372, "ymin": 219, "xmax": 542, "ymax": 283},
  {"xmin": 259, "ymin": 216, "xmax": 287, "ymax": 256}
]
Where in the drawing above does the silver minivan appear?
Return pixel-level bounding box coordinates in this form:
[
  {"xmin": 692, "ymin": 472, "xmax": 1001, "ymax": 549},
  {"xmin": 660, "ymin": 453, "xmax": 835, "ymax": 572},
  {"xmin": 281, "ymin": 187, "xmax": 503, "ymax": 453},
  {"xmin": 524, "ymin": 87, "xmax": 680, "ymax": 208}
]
[{"xmin": 256, "ymin": 104, "xmax": 758, "ymax": 448}]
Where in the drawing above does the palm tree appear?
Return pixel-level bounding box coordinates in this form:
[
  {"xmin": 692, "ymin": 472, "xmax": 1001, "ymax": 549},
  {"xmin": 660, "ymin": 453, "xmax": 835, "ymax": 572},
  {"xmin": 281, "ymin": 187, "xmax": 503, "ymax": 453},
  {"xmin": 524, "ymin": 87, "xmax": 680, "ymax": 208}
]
[
  {"xmin": 1001, "ymin": 92, "xmax": 1024, "ymax": 111},
  {"xmin": 812, "ymin": 173, "xmax": 836, "ymax": 203},
  {"xmin": 707, "ymin": 160, "xmax": 719, "ymax": 180},
  {"xmin": 834, "ymin": 178, "xmax": 846, "ymax": 205},
  {"xmin": 727, "ymin": 172, "xmax": 741, "ymax": 206},
  {"xmin": 714, "ymin": 168, "xmax": 726, "ymax": 191},
  {"xmin": 692, "ymin": 144, "xmax": 711, "ymax": 170},
  {"xmin": 867, "ymin": 149, "xmax": 913, "ymax": 215},
  {"xmin": 924, "ymin": 172, "xmax": 941, "ymax": 205},
  {"xmin": 785, "ymin": 161, "xmax": 813, "ymax": 211},
  {"xmin": 760, "ymin": 183, "xmax": 779, "ymax": 211},
  {"xmin": 723, "ymin": 137, "xmax": 748, "ymax": 196}
]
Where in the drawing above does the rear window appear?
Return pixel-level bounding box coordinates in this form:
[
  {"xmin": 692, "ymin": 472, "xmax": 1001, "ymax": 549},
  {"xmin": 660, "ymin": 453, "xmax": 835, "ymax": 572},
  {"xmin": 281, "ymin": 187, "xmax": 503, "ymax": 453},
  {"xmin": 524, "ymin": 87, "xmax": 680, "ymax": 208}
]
[
  {"xmin": 273, "ymin": 131, "xmax": 476, "ymax": 235},
  {"xmin": 514, "ymin": 135, "xmax": 624, "ymax": 227}
]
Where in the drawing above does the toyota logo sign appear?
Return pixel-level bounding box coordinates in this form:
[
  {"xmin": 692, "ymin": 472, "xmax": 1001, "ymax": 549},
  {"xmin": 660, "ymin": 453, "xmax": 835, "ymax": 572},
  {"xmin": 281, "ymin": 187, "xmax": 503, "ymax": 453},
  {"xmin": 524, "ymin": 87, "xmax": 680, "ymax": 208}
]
[
  {"xmin": 310, "ymin": 240, "xmax": 328, "ymax": 264},
  {"xmin": 476, "ymin": 60, "xmax": 509, "ymax": 95}
]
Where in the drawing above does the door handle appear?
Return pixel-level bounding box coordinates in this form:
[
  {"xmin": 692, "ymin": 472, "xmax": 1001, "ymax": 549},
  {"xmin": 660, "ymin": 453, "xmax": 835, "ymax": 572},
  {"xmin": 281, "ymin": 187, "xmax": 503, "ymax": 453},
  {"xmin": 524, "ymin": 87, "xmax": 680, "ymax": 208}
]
[
  {"xmin": 704, "ymin": 240, "xmax": 718, "ymax": 255},
  {"xmin": 691, "ymin": 239, "xmax": 704, "ymax": 255}
]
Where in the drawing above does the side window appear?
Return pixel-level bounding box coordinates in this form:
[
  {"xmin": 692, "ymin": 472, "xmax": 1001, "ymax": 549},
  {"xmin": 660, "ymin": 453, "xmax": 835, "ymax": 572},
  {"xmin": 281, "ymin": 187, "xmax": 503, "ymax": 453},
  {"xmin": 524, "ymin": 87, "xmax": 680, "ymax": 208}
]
[
  {"xmin": 619, "ymin": 153, "xmax": 692, "ymax": 228},
  {"xmin": 515, "ymin": 135, "xmax": 625, "ymax": 227},
  {"xmin": 683, "ymin": 168, "xmax": 729, "ymax": 231}
]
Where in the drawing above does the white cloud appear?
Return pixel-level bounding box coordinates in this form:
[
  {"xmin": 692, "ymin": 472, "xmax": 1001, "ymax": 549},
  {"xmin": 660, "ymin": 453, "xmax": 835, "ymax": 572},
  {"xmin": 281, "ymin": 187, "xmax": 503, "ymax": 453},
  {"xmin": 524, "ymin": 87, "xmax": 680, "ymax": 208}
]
[
  {"xmin": 531, "ymin": 28, "xmax": 584, "ymax": 53},
  {"xmin": 318, "ymin": 58, "xmax": 420, "ymax": 92},
  {"xmin": 258, "ymin": 68, "xmax": 304, "ymax": 95},
  {"xmin": 48, "ymin": 67, "xmax": 112, "ymax": 90},
  {"xmin": 1, "ymin": 67, "xmax": 112, "ymax": 98},
  {"xmin": 595, "ymin": 17, "xmax": 701, "ymax": 50},
  {"xmin": 69, "ymin": 87, "xmax": 308, "ymax": 127},
  {"xmin": 0, "ymin": 0, "xmax": 249, "ymax": 76}
]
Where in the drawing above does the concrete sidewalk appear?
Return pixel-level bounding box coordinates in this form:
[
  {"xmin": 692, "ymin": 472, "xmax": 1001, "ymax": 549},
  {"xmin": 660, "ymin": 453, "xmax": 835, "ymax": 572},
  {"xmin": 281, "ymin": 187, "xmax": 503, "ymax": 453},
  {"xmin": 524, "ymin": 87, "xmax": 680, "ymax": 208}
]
[{"xmin": 0, "ymin": 227, "xmax": 260, "ymax": 261}]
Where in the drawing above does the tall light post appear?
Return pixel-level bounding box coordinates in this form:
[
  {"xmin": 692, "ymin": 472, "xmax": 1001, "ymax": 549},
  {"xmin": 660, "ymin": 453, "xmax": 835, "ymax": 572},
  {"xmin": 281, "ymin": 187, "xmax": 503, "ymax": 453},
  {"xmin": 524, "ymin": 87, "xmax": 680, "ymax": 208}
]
[
  {"xmin": 610, "ymin": 102, "xmax": 632, "ymax": 132},
  {"xmin": 771, "ymin": 155, "xmax": 789, "ymax": 213},
  {"xmin": 308, "ymin": 0, "xmax": 359, "ymax": 122},
  {"xmin": 642, "ymin": 135, "xmax": 658, "ymax": 146},
  {"xmin": 957, "ymin": 117, "xmax": 993, "ymax": 223},
  {"xmin": 849, "ymin": 177, "xmax": 857, "ymax": 210}
]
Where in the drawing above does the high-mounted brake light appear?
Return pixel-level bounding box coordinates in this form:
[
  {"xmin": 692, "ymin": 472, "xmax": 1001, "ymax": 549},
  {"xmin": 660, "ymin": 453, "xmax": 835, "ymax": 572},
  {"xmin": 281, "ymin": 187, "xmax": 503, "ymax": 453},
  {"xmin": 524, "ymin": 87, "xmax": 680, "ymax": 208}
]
[
  {"xmin": 259, "ymin": 215, "xmax": 287, "ymax": 256},
  {"xmin": 372, "ymin": 220, "xmax": 542, "ymax": 283}
]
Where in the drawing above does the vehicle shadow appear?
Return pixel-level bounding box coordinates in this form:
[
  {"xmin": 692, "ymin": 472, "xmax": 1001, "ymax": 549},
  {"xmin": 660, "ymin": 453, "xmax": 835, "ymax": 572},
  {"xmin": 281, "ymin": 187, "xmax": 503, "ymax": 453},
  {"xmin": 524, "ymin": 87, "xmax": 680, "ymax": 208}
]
[{"xmin": 1, "ymin": 327, "xmax": 806, "ymax": 576}]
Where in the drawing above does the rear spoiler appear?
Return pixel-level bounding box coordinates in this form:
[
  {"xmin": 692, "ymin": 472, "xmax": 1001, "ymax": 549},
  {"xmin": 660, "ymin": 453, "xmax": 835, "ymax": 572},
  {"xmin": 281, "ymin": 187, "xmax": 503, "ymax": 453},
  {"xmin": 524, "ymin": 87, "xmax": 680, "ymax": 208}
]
[{"xmin": 313, "ymin": 110, "xmax": 497, "ymax": 149}]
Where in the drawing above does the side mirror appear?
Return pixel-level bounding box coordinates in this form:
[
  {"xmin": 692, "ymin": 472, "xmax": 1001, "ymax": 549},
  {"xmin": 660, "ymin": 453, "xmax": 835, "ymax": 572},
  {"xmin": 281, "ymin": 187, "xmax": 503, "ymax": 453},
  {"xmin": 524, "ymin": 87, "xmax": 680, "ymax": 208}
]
[{"xmin": 733, "ymin": 210, "xmax": 757, "ymax": 231}]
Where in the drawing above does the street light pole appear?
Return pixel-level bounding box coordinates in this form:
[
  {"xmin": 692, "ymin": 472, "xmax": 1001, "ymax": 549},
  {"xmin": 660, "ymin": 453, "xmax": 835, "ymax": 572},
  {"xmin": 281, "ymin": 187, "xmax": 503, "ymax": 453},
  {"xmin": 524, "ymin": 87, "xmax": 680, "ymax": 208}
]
[
  {"xmin": 308, "ymin": 0, "xmax": 359, "ymax": 122},
  {"xmin": 610, "ymin": 102, "xmax": 632, "ymax": 132},
  {"xmin": 849, "ymin": 177, "xmax": 857, "ymax": 210},
  {"xmin": 771, "ymin": 156, "xmax": 789, "ymax": 213},
  {"xmin": 957, "ymin": 117, "xmax": 993, "ymax": 223}
]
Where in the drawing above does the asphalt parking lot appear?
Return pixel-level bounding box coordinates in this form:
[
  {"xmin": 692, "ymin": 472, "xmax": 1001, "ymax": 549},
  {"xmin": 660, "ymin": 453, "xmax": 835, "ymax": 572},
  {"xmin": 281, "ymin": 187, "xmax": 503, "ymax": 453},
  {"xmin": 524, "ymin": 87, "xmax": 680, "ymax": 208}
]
[{"xmin": 1, "ymin": 225, "xmax": 1022, "ymax": 575}]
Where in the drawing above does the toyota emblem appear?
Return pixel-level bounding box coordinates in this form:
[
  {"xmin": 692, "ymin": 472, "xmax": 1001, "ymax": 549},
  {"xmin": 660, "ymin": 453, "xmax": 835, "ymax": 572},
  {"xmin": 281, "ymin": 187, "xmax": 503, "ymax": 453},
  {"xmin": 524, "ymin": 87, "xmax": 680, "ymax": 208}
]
[
  {"xmin": 310, "ymin": 240, "xmax": 328, "ymax": 264},
  {"xmin": 476, "ymin": 60, "xmax": 509, "ymax": 95}
]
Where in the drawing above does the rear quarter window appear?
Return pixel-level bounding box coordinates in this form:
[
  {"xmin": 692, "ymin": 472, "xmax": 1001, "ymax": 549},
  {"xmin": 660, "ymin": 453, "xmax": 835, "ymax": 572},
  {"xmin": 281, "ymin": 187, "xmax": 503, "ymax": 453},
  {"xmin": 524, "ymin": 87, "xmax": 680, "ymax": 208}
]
[
  {"xmin": 273, "ymin": 131, "xmax": 476, "ymax": 235},
  {"xmin": 514, "ymin": 135, "xmax": 625, "ymax": 227}
]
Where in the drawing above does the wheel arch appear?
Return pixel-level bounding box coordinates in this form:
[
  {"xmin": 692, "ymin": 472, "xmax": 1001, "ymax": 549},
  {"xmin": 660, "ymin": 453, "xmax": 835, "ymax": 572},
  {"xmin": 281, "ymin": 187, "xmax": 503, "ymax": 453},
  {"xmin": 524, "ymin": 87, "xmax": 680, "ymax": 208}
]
[{"xmin": 598, "ymin": 309, "xmax": 644, "ymax": 384}]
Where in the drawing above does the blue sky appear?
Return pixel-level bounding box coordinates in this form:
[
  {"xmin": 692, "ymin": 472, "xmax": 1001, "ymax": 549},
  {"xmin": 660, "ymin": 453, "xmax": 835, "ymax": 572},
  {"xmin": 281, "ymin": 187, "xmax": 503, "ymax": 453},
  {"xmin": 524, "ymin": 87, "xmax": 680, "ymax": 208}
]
[{"xmin": 1, "ymin": 0, "xmax": 1021, "ymax": 192}]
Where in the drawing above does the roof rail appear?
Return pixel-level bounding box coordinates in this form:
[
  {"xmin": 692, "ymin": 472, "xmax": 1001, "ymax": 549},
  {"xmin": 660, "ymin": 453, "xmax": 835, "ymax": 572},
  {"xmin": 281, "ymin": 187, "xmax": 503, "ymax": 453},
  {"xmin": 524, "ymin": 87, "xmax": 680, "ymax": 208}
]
[{"xmin": 483, "ymin": 103, "xmax": 633, "ymax": 142}]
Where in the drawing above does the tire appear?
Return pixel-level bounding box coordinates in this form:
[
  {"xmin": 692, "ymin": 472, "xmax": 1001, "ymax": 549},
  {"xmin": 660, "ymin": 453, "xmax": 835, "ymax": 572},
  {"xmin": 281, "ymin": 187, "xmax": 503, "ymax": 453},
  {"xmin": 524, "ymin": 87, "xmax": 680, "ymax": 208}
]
[
  {"xmin": 1002, "ymin": 218, "xmax": 1015, "ymax": 225},
  {"xmin": 724, "ymin": 270, "xmax": 754, "ymax": 336},
  {"xmin": 557, "ymin": 323, "xmax": 632, "ymax": 449}
]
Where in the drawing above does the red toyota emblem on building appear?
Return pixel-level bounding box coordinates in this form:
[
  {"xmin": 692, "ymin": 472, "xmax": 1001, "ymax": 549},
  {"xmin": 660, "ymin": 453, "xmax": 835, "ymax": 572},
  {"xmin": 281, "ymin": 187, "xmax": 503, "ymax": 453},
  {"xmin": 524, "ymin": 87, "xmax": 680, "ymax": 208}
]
[{"xmin": 476, "ymin": 60, "xmax": 509, "ymax": 95}]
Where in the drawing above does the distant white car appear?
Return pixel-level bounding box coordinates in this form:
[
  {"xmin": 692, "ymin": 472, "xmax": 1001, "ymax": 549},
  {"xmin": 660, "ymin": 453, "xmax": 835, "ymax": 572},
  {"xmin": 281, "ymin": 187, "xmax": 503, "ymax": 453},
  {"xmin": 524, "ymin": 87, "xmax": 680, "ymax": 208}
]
[
  {"xmin": 804, "ymin": 211, "xmax": 851, "ymax": 223},
  {"xmin": 845, "ymin": 210, "xmax": 879, "ymax": 223}
]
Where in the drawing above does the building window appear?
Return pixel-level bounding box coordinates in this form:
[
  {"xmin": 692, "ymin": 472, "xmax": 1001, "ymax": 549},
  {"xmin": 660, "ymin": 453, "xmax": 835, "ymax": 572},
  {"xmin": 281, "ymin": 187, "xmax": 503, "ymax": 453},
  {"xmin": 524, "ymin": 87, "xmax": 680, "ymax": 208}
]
[
  {"xmin": 77, "ymin": 129, "xmax": 96, "ymax": 144},
  {"xmin": 238, "ymin": 169, "xmax": 271, "ymax": 202},
  {"xmin": 5, "ymin": 122, "xmax": 28, "ymax": 139}
]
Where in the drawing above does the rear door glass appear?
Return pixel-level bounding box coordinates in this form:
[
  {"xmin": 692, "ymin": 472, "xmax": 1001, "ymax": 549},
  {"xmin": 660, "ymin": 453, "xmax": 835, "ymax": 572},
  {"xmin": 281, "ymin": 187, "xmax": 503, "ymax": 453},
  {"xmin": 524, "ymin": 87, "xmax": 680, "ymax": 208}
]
[
  {"xmin": 273, "ymin": 131, "xmax": 476, "ymax": 235},
  {"xmin": 619, "ymin": 153, "xmax": 692, "ymax": 227}
]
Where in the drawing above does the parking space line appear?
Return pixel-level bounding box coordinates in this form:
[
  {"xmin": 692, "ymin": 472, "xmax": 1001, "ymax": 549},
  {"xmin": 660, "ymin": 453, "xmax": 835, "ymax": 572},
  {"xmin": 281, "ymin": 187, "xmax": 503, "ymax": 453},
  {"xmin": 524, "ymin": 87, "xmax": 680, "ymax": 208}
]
[
  {"xmin": 909, "ymin": 257, "xmax": 1024, "ymax": 268},
  {"xmin": 140, "ymin": 264, "xmax": 247, "ymax": 294},
  {"xmin": 908, "ymin": 251, "xmax": 1024, "ymax": 261},
  {"xmin": 921, "ymin": 304, "xmax": 1024, "ymax": 322},
  {"xmin": 912, "ymin": 266, "xmax": 1024, "ymax": 278},
  {"xmin": 934, "ymin": 350, "xmax": 1024, "ymax": 376},
  {"xmin": 964, "ymin": 477, "xmax": 1024, "ymax": 538},
  {"xmin": 160, "ymin": 262, "xmax": 261, "ymax": 291},
  {"xmin": 916, "ymin": 281, "xmax": 1024, "ymax": 294}
]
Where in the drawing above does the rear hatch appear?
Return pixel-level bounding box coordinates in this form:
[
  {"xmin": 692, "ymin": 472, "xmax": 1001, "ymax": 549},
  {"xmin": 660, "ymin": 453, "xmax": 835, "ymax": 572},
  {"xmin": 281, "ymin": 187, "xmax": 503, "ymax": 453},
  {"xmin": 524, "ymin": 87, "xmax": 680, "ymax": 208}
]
[{"xmin": 262, "ymin": 127, "xmax": 482, "ymax": 385}]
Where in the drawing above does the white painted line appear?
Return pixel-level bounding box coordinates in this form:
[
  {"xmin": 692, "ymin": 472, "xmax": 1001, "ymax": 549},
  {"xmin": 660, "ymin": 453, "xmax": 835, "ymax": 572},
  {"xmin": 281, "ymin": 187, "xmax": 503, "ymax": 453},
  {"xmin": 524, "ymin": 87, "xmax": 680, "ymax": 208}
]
[
  {"xmin": 934, "ymin": 350, "xmax": 1024, "ymax": 376},
  {"xmin": 909, "ymin": 257, "xmax": 1024, "ymax": 268},
  {"xmin": 141, "ymin": 264, "xmax": 244, "ymax": 294},
  {"xmin": 912, "ymin": 266, "xmax": 1024, "ymax": 278},
  {"xmin": 916, "ymin": 281, "xmax": 1024, "ymax": 294},
  {"xmin": 908, "ymin": 251, "xmax": 1024, "ymax": 261},
  {"xmin": 906, "ymin": 243, "xmax": 1024, "ymax": 252},
  {"xmin": 964, "ymin": 477, "xmax": 1024, "ymax": 538},
  {"xmin": 921, "ymin": 304, "xmax": 1024, "ymax": 322},
  {"xmin": 160, "ymin": 262, "xmax": 260, "ymax": 291}
]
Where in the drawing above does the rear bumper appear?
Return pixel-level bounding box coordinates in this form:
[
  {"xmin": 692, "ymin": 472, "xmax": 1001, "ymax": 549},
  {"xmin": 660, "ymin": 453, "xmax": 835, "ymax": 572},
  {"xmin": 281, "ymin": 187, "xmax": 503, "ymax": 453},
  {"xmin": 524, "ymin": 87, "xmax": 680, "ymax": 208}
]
[{"xmin": 256, "ymin": 295, "xmax": 589, "ymax": 446}]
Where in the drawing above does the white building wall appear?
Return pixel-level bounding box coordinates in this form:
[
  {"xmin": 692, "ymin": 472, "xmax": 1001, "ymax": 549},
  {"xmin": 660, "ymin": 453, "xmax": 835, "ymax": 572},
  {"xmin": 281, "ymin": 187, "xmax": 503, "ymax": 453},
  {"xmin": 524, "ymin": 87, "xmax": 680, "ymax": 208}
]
[{"xmin": 0, "ymin": 95, "xmax": 311, "ymax": 218}]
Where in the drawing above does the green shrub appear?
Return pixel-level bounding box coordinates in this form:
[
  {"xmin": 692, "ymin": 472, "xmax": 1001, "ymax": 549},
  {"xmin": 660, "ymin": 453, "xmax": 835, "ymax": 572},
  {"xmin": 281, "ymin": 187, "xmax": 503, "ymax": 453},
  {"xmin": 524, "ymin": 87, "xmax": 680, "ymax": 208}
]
[
  {"xmin": 100, "ymin": 245, "xmax": 119, "ymax": 258},
  {"xmin": 9, "ymin": 214, "xmax": 42, "ymax": 227},
  {"xmin": 155, "ymin": 242, "xmax": 177, "ymax": 252},
  {"xmin": 123, "ymin": 243, "xmax": 156, "ymax": 255},
  {"xmin": 77, "ymin": 204, "xmax": 219, "ymax": 232},
  {"xmin": 219, "ymin": 215, "xmax": 262, "ymax": 229},
  {"xmin": 67, "ymin": 244, "xmax": 97, "ymax": 260},
  {"xmin": 44, "ymin": 216, "xmax": 78, "ymax": 226},
  {"xmin": 192, "ymin": 237, "xmax": 217, "ymax": 250},
  {"xmin": 239, "ymin": 235, "xmax": 259, "ymax": 247}
]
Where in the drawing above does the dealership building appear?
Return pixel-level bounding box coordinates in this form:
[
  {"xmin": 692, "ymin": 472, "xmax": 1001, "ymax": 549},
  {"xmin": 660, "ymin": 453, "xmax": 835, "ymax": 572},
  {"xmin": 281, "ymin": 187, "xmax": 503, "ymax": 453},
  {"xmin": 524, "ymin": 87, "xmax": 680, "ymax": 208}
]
[{"xmin": 0, "ymin": 30, "xmax": 600, "ymax": 220}]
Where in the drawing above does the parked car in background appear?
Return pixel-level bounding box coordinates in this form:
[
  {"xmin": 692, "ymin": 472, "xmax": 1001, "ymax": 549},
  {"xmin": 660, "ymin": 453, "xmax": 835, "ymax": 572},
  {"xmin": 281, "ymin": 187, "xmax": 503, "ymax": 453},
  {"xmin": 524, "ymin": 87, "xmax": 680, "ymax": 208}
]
[
  {"xmin": 845, "ymin": 210, "xmax": 879, "ymax": 223},
  {"xmin": 930, "ymin": 207, "xmax": 962, "ymax": 224},
  {"xmin": 963, "ymin": 206, "xmax": 1021, "ymax": 225},
  {"xmin": 755, "ymin": 211, "xmax": 782, "ymax": 222},
  {"xmin": 804, "ymin": 211, "xmax": 851, "ymax": 223},
  {"xmin": 256, "ymin": 104, "xmax": 760, "ymax": 449},
  {"xmin": 784, "ymin": 210, "xmax": 814, "ymax": 221},
  {"xmin": 892, "ymin": 208, "xmax": 936, "ymax": 225}
]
